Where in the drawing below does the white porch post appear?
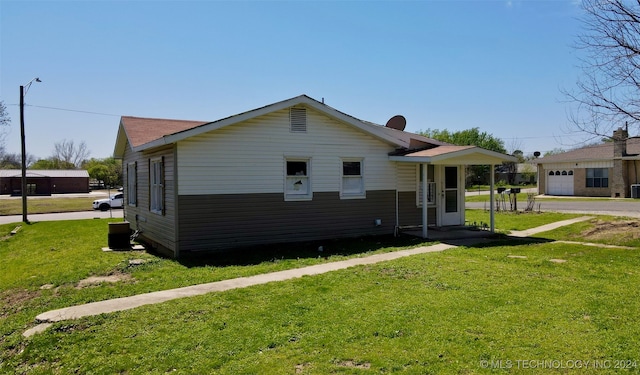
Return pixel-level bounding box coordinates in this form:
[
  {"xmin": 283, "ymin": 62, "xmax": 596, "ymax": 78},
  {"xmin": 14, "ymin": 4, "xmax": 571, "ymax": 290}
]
[
  {"xmin": 489, "ymin": 164, "xmax": 495, "ymax": 233},
  {"xmin": 422, "ymin": 163, "xmax": 428, "ymax": 239}
]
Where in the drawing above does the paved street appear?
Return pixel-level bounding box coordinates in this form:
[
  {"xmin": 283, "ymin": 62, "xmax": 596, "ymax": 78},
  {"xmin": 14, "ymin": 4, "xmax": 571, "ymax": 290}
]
[
  {"xmin": 466, "ymin": 196, "xmax": 640, "ymax": 218},
  {"xmin": 0, "ymin": 210, "xmax": 124, "ymax": 225},
  {"xmin": 2, "ymin": 192, "xmax": 640, "ymax": 225}
]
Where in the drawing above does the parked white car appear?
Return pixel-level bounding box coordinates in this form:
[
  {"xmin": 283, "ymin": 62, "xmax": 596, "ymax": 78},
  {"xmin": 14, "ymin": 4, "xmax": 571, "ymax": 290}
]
[{"xmin": 92, "ymin": 193, "xmax": 124, "ymax": 211}]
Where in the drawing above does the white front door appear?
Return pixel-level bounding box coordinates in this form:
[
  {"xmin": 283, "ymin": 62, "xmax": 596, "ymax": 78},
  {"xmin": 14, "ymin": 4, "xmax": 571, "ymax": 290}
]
[{"xmin": 441, "ymin": 166, "xmax": 463, "ymax": 226}]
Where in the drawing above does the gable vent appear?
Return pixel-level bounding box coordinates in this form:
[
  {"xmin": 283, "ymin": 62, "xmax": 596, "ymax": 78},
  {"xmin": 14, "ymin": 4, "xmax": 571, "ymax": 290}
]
[{"xmin": 290, "ymin": 107, "xmax": 307, "ymax": 132}]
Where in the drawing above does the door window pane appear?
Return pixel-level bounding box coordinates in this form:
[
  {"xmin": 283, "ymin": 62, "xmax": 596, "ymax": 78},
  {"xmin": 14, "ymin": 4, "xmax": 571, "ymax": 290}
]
[
  {"xmin": 445, "ymin": 167, "xmax": 457, "ymax": 189},
  {"xmin": 445, "ymin": 190, "xmax": 458, "ymax": 213}
]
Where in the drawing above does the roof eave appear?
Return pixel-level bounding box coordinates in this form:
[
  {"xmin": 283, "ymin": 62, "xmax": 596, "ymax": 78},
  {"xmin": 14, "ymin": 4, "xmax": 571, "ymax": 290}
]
[
  {"xmin": 113, "ymin": 120, "xmax": 130, "ymax": 159},
  {"xmin": 390, "ymin": 147, "xmax": 516, "ymax": 165}
]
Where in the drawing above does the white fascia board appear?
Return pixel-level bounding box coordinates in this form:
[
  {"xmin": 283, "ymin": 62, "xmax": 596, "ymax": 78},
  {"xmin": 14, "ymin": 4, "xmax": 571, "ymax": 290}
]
[
  {"xmin": 389, "ymin": 155, "xmax": 432, "ymax": 163},
  {"xmin": 430, "ymin": 148, "xmax": 516, "ymax": 164},
  {"xmin": 113, "ymin": 122, "xmax": 129, "ymax": 159},
  {"xmin": 133, "ymin": 95, "xmax": 409, "ymax": 152},
  {"xmin": 390, "ymin": 148, "xmax": 516, "ymax": 165}
]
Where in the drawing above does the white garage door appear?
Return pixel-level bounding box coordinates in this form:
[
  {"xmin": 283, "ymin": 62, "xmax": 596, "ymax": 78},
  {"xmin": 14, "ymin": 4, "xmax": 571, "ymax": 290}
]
[{"xmin": 547, "ymin": 170, "xmax": 574, "ymax": 195}]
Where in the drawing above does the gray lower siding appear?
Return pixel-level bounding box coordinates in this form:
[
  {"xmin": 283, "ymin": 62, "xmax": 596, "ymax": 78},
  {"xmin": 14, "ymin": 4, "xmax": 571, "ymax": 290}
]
[
  {"xmin": 397, "ymin": 191, "xmax": 436, "ymax": 227},
  {"xmin": 177, "ymin": 190, "xmax": 397, "ymax": 253}
]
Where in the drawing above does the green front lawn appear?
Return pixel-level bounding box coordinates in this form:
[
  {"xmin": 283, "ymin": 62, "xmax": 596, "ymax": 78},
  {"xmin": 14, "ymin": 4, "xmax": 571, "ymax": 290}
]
[
  {"xmin": 2, "ymin": 215, "xmax": 639, "ymax": 374},
  {"xmin": 465, "ymin": 209, "xmax": 584, "ymax": 233},
  {"xmin": 0, "ymin": 197, "xmax": 96, "ymax": 215}
]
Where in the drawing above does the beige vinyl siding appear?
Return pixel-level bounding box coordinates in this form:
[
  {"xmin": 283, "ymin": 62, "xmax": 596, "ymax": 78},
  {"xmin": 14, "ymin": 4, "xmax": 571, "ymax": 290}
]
[
  {"xmin": 176, "ymin": 108, "xmax": 398, "ymax": 196},
  {"xmin": 397, "ymin": 191, "xmax": 436, "ymax": 227},
  {"xmin": 123, "ymin": 143, "xmax": 178, "ymax": 256},
  {"xmin": 543, "ymin": 161, "xmax": 613, "ymax": 170},
  {"xmin": 396, "ymin": 162, "xmax": 417, "ymax": 192}
]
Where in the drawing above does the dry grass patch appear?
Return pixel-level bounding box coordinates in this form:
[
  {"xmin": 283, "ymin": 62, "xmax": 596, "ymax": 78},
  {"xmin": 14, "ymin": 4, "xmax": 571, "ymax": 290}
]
[{"xmin": 0, "ymin": 289, "xmax": 41, "ymax": 318}]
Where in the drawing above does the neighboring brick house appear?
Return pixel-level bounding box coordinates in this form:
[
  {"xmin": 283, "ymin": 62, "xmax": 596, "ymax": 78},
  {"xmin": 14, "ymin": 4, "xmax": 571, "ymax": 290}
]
[
  {"xmin": 535, "ymin": 128, "xmax": 640, "ymax": 197},
  {"xmin": 0, "ymin": 170, "xmax": 90, "ymax": 195}
]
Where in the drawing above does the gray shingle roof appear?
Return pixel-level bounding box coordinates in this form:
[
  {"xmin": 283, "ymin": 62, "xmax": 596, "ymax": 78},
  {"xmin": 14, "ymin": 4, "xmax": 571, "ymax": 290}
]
[{"xmin": 535, "ymin": 138, "xmax": 640, "ymax": 163}]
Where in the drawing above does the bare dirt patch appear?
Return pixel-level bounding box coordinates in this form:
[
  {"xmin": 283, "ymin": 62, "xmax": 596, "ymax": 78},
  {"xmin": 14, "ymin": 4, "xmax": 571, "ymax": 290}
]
[
  {"xmin": 580, "ymin": 219, "xmax": 640, "ymax": 242},
  {"xmin": 76, "ymin": 273, "xmax": 133, "ymax": 289},
  {"xmin": 0, "ymin": 289, "xmax": 41, "ymax": 318}
]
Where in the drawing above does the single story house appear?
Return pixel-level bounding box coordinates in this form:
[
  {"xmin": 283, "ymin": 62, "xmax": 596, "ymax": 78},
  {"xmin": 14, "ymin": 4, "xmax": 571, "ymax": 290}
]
[
  {"xmin": 495, "ymin": 162, "xmax": 537, "ymax": 185},
  {"xmin": 0, "ymin": 169, "xmax": 90, "ymax": 195},
  {"xmin": 114, "ymin": 95, "xmax": 515, "ymax": 258},
  {"xmin": 535, "ymin": 127, "xmax": 640, "ymax": 197}
]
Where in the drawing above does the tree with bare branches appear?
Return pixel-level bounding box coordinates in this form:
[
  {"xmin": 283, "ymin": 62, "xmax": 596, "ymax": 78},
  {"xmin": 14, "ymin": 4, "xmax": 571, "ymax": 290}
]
[
  {"xmin": 566, "ymin": 0, "xmax": 640, "ymax": 138},
  {"xmin": 0, "ymin": 100, "xmax": 11, "ymax": 156},
  {"xmin": 52, "ymin": 139, "xmax": 90, "ymax": 168}
]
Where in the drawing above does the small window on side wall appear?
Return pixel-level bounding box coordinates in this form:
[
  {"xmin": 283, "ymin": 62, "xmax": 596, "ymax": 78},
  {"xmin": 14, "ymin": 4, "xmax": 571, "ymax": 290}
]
[
  {"xmin": 341, "ymin": 159, "xmax": 364, "ymax": 198},
  {"xmin": 127, "ymin": 162, "xmax": 137, "ymax": 206},
  {"xmin": 285, "ymin": 158, "xmax": 311, "ymax": 200},
  {"xmin": 150, "ymin": 158, "xmax": 164, "ymax": 214}
]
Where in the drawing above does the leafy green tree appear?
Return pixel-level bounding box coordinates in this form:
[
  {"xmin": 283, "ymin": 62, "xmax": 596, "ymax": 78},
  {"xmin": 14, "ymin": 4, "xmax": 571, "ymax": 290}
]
[
  {"xmin": 31, "ymin": 158, "xmax": 75, "ymax": 170},
  {"xmin": 519, "ymin": 163, "xmax": 537, "ymax": 184},
  {"xmin": 82, "ymin": 157, "xmax": 122, "ymax": 188},
  {"xmin": 419, "ymin": 127, "xmax": 506, "ymax": 154},
  {"xmin": 419, "ymin": 127, "xmax": 507, "ymax": 185}
]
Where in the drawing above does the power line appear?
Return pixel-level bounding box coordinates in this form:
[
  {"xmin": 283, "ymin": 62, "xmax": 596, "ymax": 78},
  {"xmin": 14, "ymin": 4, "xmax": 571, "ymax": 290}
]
[
  {"xmin": 26, "ymin": 104, "xmax": 119, "ymax": 117},
  {"xmin": 6, "ymin": 103, "xmax": 119, "ymax": 117}
]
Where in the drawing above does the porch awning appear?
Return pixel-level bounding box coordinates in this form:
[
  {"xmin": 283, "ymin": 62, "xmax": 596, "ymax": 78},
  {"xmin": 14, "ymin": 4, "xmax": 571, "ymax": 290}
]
[{"xmin": 389, "ymin": 145, "xmax": 516, "ymax": 165}]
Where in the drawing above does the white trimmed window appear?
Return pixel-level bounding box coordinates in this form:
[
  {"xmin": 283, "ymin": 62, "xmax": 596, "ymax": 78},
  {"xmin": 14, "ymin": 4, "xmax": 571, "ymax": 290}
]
[
  {"xmin": 127, "ymin": 162, "xmax": 137, "ymax": 206},
  {"xmin": 285, "ymin": 158, "xmax": 311, "ymax": 200},
  {"xmin": 150, "ymin": 158, "xmax": 164, "ymax": 214},
  {"xmin": 416, "ymin": 164, "xmax": 436, "ymax": 207},
  {"xmin": 341, "ymin": 159, "xmax": 365, "ymax": 198}
]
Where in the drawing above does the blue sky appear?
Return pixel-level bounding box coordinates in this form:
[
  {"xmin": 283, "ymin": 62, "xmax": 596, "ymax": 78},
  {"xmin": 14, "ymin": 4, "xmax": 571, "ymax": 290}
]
[{"xmin": 1, "ymin": 0, "xmax": 585, "ymax": 160}]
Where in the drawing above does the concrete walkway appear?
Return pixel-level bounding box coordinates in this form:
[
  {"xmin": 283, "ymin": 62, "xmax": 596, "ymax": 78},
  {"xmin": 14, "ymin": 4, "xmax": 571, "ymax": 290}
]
[
  {"xmin": 25, "ymin": 243, "xmax": 456, "ymax": 337},
  {"xmin": 509, "ymin": 216, "xmax": 593, "ymax": 237},
  {"xmin": 23, "ymin": 215, "xmax": 605, "ymax": 337}
]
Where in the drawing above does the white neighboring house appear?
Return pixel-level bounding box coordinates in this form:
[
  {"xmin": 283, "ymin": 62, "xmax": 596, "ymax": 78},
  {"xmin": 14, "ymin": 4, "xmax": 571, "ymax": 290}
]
[{"xmin": 113, "ymin": 95, "xmax": 515, "ymax": 258}]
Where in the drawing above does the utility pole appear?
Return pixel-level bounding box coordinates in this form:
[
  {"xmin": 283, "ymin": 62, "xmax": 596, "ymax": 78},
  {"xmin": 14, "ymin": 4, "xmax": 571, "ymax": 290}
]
[
  {"xmin": 20, "ymin": 84, "xmax": 28, "ymax": 224},
  {"xmin": 19, "ymin": 77, "xmax": 41, "ymax": 224}
]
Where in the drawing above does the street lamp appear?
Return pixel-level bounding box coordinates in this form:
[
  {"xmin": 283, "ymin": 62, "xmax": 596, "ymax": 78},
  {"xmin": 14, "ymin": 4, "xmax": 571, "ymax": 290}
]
[{"xmin": 20, "ymin": 77, "xmax": 41, "ymax": 224}]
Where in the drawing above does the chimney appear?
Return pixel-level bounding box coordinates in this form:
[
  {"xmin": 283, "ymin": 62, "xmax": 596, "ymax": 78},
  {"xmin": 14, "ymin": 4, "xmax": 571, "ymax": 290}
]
[{"xmin": 613, "ymin": 126, "xmax": 628, "ymax": 157}]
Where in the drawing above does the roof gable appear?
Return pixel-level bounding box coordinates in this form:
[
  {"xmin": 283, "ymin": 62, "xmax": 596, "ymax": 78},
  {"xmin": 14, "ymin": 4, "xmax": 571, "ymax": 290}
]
[
  {"xmin": 536, "ymin": 138, "xmax": 640, "ymax": 164},
  {"xmin": 113, "ymin": 95, "xmax": 446, "ymax": 157}
]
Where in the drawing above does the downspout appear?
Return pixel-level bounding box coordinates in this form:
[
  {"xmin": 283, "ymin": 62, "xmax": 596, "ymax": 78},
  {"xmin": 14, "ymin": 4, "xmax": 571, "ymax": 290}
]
[
  {"xmin": 490, "ymin": 164, "xmax": 495, "ymax": 233},
  {"xmin": 422, "ymin": 163, "xmax": 428, "ymax": 239},
  {"xmin": 395, "ymin": 188, "xmax": 399, "ymax": 237}
]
